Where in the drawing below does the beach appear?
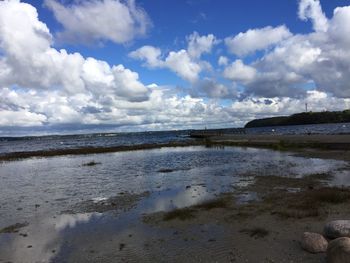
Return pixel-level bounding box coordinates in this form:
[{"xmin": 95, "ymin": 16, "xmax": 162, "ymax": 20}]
[{"xmin": 0, "ymin": 133, "xmax": 350, "ymax": 262}]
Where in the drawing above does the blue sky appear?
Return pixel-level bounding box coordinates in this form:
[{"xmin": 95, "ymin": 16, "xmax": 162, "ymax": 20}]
[{"xmin": 0, "ymin": 0, "xmax": 350, "ymax": 135}]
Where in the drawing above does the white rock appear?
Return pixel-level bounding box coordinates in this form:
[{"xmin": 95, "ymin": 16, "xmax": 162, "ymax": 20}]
[
  {"xmin": 301, "ymin": 232, "xmax": 328, "ymax": 253},
  {"xmin": 324, "ymin": 220, "xmax": 350, "ymax": 239}
]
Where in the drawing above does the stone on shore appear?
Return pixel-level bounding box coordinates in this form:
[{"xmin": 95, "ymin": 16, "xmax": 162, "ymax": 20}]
[
  {"xmin": 301, "ymin": 232, "xmax": 328, "ymax": 253},
  {"xmin": 326, "ymin": 237, "xmax": 350, "ymax": 263},
  {"xmin": 324, "ymin": 220, "xmax": 350, "ymax": 239}
]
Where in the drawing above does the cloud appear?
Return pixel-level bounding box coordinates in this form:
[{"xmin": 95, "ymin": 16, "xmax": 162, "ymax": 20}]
[
  {"xmin": 0, "ymin": 109, "xmax": 47, "ymax": 126},
  {"xmin": 128, "ymin": 45, "xmax": 163, "ymax": 67},
  {"xmin": 298, "ymin": 0, "xmax": 328, "ymax": 32},
  {"xmin": 0, "ymin": 0, "xmax": 151, "ymax": 127},
  {"xmin": 223, "ymin": 60, "xmax": 257, "ymax": 82},
  {"xmin": 0, "ymin": 0, "xmax": 149, "ymax": 99},
  {"xmin": 230, "ymin": 90, "xmax": 350, "ymax": 120},
  {"xmin": 218, "ymin": 56, "xmax": 229, "ymax": 66},
  {"xmin": 191, "ymin": 78, "xmax": 238, "ymax": 99},
  {"xmin": 329, "ymin": 6, "xmax": 350, "ymax": 46},
  {"xmin": 223, "ymin": 59, "xmax": 305, "ymax": 98},
  {"xmin": 0, "ymin": 1, "xmax": 235, "ymax": 130},
  {"xmin": 187, "ymin": 31, "xmax": 218, "ymax": 58},
  {"xmin": 225, "ymin": 25, "xmax": 292, "ymax": 57},
  {"xmin": 130, "ymin": 32, "xmax": 217, "ymax": 82},
  {"xmin": 223, "ymin": 49, "xmax": 308, "ymax": 98},
  {"xmin": 223, "ymin": 1, "xmax": 350, "ymax": 99},
  {"xmin": 164, "ymin": 50, "xmax": 203, "ymax": 82},
  {"xmin": 45, "ymin": 0, "xmax": 151, "ymax": 44}
]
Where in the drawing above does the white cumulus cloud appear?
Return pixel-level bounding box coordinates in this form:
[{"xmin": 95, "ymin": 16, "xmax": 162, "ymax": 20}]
[
  {"xmin": 129, "ymin": 45, "xmax": 163, "ymax": 68},
  {"xmin": 187, "ymin": 31, "xmax": 218, "ymax": 58},
  {"xmin": 223, "ymin": 1, "xmax": 350, "ymax": 99},
  {"xmin": 45, "ymin": 0, "xmax": 151, "ymax": 44},
  {"xmin": 225, "ymin": 25, "xmax": 292, "ymax": 57},
  {"xmin": 223, "ymin": 60, "xmax": 257, "ymax": 83},
  {"xmin": 0, "ymin": 0, "xmax": 150, "ymax": 100},
  {"xmin": 129, "ymin": 32, "xmax": 217, "ymax": 82},
  {"xmin": 298, "ymin": 0, "xmax": 328, "ymax": 32}
]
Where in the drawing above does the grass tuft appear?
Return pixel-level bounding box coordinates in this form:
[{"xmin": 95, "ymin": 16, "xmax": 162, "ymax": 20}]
[
  {"xmin": 194, "ymin": 198, "xmax": 228, "ymax": 210},
  {"xmin": 162, "ymin": 197, "xmax": 229, "ymax": 221},
  {"xmin": 311, "ymin": 187, "xmax": 350, "ymax": 203},
  {"xmin": 83, "ymin": 161, "xmax": 101, "ymax": 166},
  {"xmin": 157, "ymin": 169, "xmax": 174, "ymax": 173},
  {"xmin": 163, "ymin": 208, "xmax": 196, "ymax": 221},
  {"xmin": 0, "ymin": 222, "xmax": 29, "ymax": 233},
  {"xmin": 240, "ymin": 227, "xmax": 269, "ymax": 239},
  {"xmin": 264, "ymin": 187, "xmax": 350, "ymax": 219}
]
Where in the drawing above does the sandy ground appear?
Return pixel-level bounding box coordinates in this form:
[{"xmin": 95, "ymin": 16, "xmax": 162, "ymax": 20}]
[
  {"xmin": 210, "ymin": 134, "xmax": 350, "ymax": 150},
  {"xmin": 139, "ymin": 169, "xmax": 350, "ymax": 263}
]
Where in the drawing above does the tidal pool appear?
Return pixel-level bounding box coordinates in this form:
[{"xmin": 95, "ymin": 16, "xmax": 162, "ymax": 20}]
[{"xmin": 0, "ymin": 146, "xmax": 349, "ymax": 262}]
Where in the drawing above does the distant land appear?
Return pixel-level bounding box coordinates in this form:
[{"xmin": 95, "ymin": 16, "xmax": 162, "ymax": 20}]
[{"xmin": 245, "ymin": 110, "xmax": 350, "ymax": 128}]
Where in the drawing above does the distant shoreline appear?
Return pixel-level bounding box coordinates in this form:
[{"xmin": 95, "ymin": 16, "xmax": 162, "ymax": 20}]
[{"xmin": 245, "ymin": 110, "xmax": 350, "ymax": 128}]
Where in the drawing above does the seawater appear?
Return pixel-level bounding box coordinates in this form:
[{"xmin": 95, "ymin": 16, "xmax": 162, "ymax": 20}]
[
  {"xmin": 0, "ymin": 130, "xmax": 191, "ymax": 155},
  {"xmin": 1, "ymin": 122, "xmax": 350, "ymax": 155}
]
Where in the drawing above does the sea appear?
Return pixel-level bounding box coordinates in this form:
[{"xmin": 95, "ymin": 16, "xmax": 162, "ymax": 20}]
[{"xmin": 1, "ymin": 122, "xmax": 350, "ymax": 155}]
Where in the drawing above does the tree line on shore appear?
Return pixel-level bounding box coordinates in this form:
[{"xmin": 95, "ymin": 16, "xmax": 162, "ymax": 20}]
[{"xmin": 245, "ymin": 110, "xmax": 350, "ymax": 128}]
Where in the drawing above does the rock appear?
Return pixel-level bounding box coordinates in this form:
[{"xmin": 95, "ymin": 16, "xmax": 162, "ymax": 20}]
[
  {"xmin": 327, "ymin": 237, "xmax": 350, "ymax": 263},
  {"xmin": 324, "ymin": 220, "xmax": 350, "ymax": 239},
  {"xmin": 301, "ymin": 232, "xmax": 328, "ymax": 253}
]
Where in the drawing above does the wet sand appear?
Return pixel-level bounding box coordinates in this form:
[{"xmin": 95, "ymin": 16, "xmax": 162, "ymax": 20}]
[{"xmin": 140, "ymin": 172, "xmax": 350, "ymax": 263}]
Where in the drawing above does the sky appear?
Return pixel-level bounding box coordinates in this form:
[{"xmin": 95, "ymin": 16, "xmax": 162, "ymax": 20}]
[{"xmin": 0, "ymin": 0, "xmax": 350, "ymax": 136}]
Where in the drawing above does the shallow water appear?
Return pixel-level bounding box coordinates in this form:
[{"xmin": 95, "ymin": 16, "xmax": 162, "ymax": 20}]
[{"xmin": 0, "ymin": 146, "xmax": 349, "ymax": 262}]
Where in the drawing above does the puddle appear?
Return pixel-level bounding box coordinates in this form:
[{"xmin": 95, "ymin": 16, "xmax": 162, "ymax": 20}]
[
  {"xmin": 0, "ymin": 187, "xmax": 219, "ymax": 263},
  {"xmin": 236, "ymin": 192, "xmax": 260, "ymax": 204},
  {"xmin": 328, "ymin": 170, "xmax": 350, "ymax": 187},
  {"xmin": 274, "ymin": 187, "xmax": 301, "ymax": 193}
]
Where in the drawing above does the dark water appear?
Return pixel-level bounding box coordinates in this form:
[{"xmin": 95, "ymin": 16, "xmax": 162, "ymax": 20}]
[
  {"xmin": 0, "ymin": 130, "xmax": 192, "ymax": 155},
  {"xmin": 1, "ymin": 122, "xmax": 350, "ymax": 155},
  {"xmin": 0, "ymin": 146, "xmax": 349, "ymax": 262}
]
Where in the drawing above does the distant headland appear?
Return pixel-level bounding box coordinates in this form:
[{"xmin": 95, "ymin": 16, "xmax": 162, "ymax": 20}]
[{"xmin": 245, "ymin": 110, "xmax": 350, "ymax": 128}]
